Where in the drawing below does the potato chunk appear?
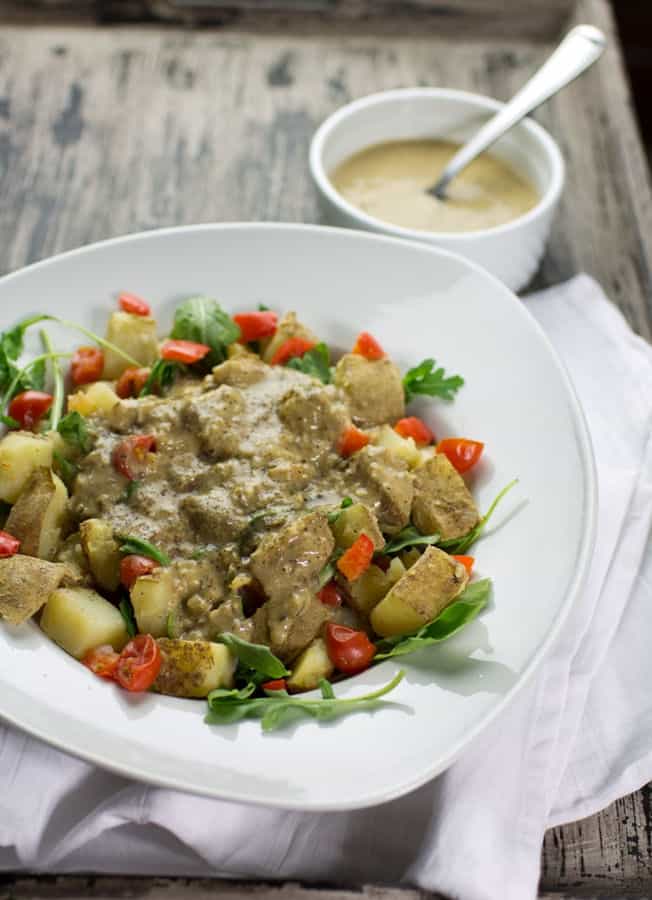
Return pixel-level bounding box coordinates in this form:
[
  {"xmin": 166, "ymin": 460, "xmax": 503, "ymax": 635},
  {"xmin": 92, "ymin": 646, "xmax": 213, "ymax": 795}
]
[
  {"xmin": 412, "ymin": 453, "xmax": 480, "ymax": 541},
  {"xmin": 374, "ymin": 424, "xmax": 422, "ymax": 469},
  {"xmin": 40, "ymin": 587, "xmax": 129, "ymax": 658},
  {"xmin": 68, "ymin": 381, "xmax": 120, "ymax": 417},
  {"xmin": 102, "ymin": 311, "xmax": 159, "ymax": 379},
  {"xmin": 334, "ymin": 353, "xmax": 405, "ymax": 427},
  {"xmin": 0, "ymin": 555, "xmax": 68, "ymax": 624},
  {"xmin": 287, "ymin": 638, "xmax": 334, "ymax": 693},
  {"xmin": 80, "ymin": 519, "xmax": 121, "ymax": 592},
  {"xmin": 0, "ymin": 431, "xmax": 56, "ymax": 503},
  {"xmin": 370, "ymin": 546, "xmax": 468, "ymax": 637},
  {"xmin": 131, "ymin": 568, "xmax": 176, "ymax": 637},
  {"xmin": 261, "ymin": 312, "xmax": 317, "ymax": 364},
  {"xmin": 330, "ymin": 502, "xmax": 384, "ymax": 551},
  {"xmin": 349, "ymin": 557, "xmax": 405, "ymax": 617},
  {"xmin": 6, "ymin": 469, "xmax": 68, "ymax": 560},
  {"xmin": 153, "ymin": 639, "xmax": 235, "ymax": 698}
]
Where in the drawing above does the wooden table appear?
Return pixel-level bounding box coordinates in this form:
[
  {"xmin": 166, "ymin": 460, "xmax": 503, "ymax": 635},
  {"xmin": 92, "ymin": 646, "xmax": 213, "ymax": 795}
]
[{"xmin": 0, "ymin": 1, "xmax": 651, "ymax": 897}]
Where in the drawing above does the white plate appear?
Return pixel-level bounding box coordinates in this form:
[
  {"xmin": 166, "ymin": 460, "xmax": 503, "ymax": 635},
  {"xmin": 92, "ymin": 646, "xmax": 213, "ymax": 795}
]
[{"xmin": 0, "ymin": 224, "xmax": 596, "ymax": 811}]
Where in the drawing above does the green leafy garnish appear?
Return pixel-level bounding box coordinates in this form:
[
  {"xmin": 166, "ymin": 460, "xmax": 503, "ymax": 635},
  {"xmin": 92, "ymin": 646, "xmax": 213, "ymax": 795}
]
[
  {"xmin": 119, "ymin": 595, "xmax": 137, "ymax": 638},
  {"xmin": 216, "ymin": 632, "xmax": 290, "ymax": 680},
  {"xmin": 40, "ymin": 329, "xmax": 64, "ymax": 430},
  {"xmin": 439, "ymin": 479, "xmax": 518, "ymax": 555},
  {"xmin": 52, "ymin": 450, "xmax": 79, "ymax": 487},
  {"xmin": 57, "ymin": 411, "xmax": 91, "ymax": 454},
  {"xmin": 166, "ymin": 610, "xmax": 178, "ymax": 639},
  {"xmin": 0, "ymin": 315, "xmax": 52, "ymax": 392},
  {"xmin": 0, "ymin": 414, "xmax": 19, "ymax": 430},
  {"xmin": 286, "ymin": 342, "xmax": 331, "ymax": 384},
  {"xmin": 116, "ymin": 534, "xmax": 171, "ymax": 566},
  {"xmin": 327, "ymin": 496, "xmax": 354, "ymax": 524},
  {"xmin": 0, "ymin": 351, "xmax": 71, "ymax": 414},
  {"xmin": 170, "ymin": 297, "xmax": 240, "ymax": 371},
  {"xmin": 374, "ymin": 580, "xmax": 491, "ymax": 660},
  {"xmin": 257, "ymin": 303, "xmax": 270, "ymax": 312},
  {"xmin": 120, "ymin": 479, "xmax": 140, "ymax": 503},
  {"xmin": 206, "ymin": 670, "xmax": 405, "ymax": 732},
  {"xmin": 139, "ymin": 359, "xmax": 181, "ymax": 397},
  {"xmin": 381, "ymin": 526, "xmax": 440, "ymax": 556},
  {"xmin": 403, "ymin": 358, "xmax": 464, "ymax": 404}
]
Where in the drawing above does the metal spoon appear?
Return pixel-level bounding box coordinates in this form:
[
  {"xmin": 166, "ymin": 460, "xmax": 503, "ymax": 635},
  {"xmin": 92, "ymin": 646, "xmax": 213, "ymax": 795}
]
[{"xmin": 428, "ymin": 25, "xmax": 606, "ymax": 200}]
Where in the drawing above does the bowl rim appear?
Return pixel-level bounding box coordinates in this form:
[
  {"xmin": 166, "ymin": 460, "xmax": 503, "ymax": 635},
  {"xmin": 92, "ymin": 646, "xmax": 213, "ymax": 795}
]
[{"xmin": 309, "ymin": 87, "xmax": 566, "ymax": 242}]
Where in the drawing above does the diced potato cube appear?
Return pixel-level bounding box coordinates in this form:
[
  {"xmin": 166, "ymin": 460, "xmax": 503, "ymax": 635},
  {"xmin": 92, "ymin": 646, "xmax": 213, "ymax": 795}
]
[
  {"xmin": 102, "ymin": 311, "xmax": 159, "ymax": 379},
  {"xmin": 80, "ymin": 519, "xmax": 121, "ymax": 592},
  {"xmin": 68, "ymin": 381, "xmax": 120, "ymax": 417},
  {"xmin": 153, "ymin": 639, "xmax": 236, "ymax": 698},
  {"xmin": 0, "ymin": 431, "xmax": 56, "ymax": 503},
  {"xmin": 40, "ymin": 587, "xmax": 129, "ymax": 658},
  {"xmin": 287, "ymin": 637, "xmax": 334, "ymax": 693},
  {"xmin": 374, "ymin": 424, "xmax": 422, "ymax": 469},
  {"xmin": 5, "ymin": 469, "xmax": 68, "ymax": 560},
  {"xmin": 400, "ymin": 547, "xmax": 422, "ymax": 569},
  {"xmin": 131, "ymin": 568, "xmax": 176, "ymax": 637},
  {"xmin": 330, "ymin": 502, "xmax": 384, "ymax": 551},
  {"xmin": 0, "ymin": 555, "xmax": 68, "ymax": 624},
  {"xmin": 349, "ymin": 557, "xmax": 405, "ymax": 617}
]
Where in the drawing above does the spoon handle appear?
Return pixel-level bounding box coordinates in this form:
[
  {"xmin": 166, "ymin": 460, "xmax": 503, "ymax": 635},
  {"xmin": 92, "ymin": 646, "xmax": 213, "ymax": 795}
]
[{"xmin": 430, "ymin": 25, "xmax": 606, "ymax": 198}]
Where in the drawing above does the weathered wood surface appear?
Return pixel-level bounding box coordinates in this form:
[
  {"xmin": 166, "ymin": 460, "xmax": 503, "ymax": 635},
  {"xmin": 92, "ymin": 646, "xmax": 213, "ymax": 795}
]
[{"xmin": 0, "ymin": 2, "xmax": 651, "ymax": 897}]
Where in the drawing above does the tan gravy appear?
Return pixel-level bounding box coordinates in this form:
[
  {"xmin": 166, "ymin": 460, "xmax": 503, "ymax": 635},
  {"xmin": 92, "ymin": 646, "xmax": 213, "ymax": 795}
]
[{"xmin": 331, "ymin": 139, "xmax": 539, "ymax": 233}]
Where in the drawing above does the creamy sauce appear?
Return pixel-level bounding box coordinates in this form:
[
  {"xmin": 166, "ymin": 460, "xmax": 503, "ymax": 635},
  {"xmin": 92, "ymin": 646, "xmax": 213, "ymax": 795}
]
[{"xmin": 331, "ymin": 139, "xmax": 539, "ymax": 233}]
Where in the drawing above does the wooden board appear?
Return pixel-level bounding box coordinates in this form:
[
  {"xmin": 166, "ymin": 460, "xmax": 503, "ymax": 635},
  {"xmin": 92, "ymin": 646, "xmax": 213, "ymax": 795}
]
[{"xmin": 0, "ymin": 1, "xmax": 651, "ymax": 896}]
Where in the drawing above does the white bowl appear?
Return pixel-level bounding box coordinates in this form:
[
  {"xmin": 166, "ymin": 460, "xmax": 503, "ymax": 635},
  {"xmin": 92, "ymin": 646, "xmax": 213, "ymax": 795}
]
[
  {"xmin": 309, "ymin": 88, "xmax": 565, "ymax": 292},
  {"xmin": 0, "ymin": 224, "xmax": 595, "ymax": 810}
]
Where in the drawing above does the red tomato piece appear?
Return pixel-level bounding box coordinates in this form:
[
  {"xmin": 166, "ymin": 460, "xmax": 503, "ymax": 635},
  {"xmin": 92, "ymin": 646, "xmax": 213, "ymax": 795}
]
[
  {"xmin": 337, "ymin": 534, "xmax": 375, "ymax": 582},
  {"xmin": 452, "ymin": 555, "xmax": 475, "ymax": 575},
  {"xmin": 119, "ymin": 292, "xmax": 151, "ymax": 317},
  {"xmin": 270, "ymin": 337, "xmax": 316, "ymax": 366},
  {"xmin": 352, "ymin": 331, "xmax": 384, "ymax": 360},
  {"xmin": 112, "ymin": 434, "xmax": 156, "ymax": 480},
  {"xmin": 8, "ymin": 390, "xmax": 53, "ymax": 430},
  {"xmin": 70, "ymin": 346, "xmax": 104, "ymax": 386},
  {"xmin": 318, "ymin": 581, "xmax": 344, "ymax": 607},
  {"xmin": 160, "ymin": 340, "xmax": 210, "ymax": 364},
  {"xmin": 325, "ymin": 623, "xmax": 376, "ymax": 675},
  {"xmin": 337, "ymin": 425, "xmax": 370, "ymax": 457},
  {"xmin": 0, "ymin": 530, "xmax": 20, "ymax": 558},
  {"xmin": 262, "ymin": 678, "xmax": 287, "ymax": 692},
  {"xmin": 233, "ymin": 311, "xmax": 278, "ymax": 343},
  {"xmin": 115, "ymin": 634, "xmax": 161, "ymax": 692},
  {"xmin": 83, "ymin": 644, "xmax": 120, "ymax": 680},
  {"xmin": 115, "ymin": 367, "xmax": 151, "ymax": 399},
  {"xmin": 120, "ymin": 554, "xmax": 158, "ymax": 590},
  {"xmin": 437, "ymin": 438, "xmax": 485, "ymax": 473},
  {"xmin": 394, "ymin": 416, "xmax": 434, "ymax": 445}
]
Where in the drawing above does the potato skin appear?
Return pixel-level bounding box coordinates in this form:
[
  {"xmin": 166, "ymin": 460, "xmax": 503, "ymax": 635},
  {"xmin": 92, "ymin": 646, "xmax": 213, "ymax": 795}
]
[
  {"xmin": 0, "ymin": 555, "xmax": 68, "ymax": 624},
  {"xmin": 370, "ymin": 546, "xmax": 468, "ymax": 637},
  {"xmin": 349, "ymin": 558, "xmax": 405, "ymax": 617},
  {"xmin": 6, "ymin": 469, "xmax": 68, "ymax": 560},
  {"xmin": 0, "ymin": 431, "xmax": 56, "ymax": 504},
  {"xmin": 153, "ymin": 639, "xmax": 236, "ymax": 698},
  {"xmin": 131, "ymin": 568, "xmax": 176, "ymax": 637},
  {"xmin": 40, "ymin": 587, "xmax": 129, "ymax": 658}
]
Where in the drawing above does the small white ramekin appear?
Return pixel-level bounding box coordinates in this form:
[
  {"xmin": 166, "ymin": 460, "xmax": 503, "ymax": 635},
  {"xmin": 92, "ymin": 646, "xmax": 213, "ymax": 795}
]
[{"xmin": 309, "ymin": 88, "xmax": 565, "ymax": 292}]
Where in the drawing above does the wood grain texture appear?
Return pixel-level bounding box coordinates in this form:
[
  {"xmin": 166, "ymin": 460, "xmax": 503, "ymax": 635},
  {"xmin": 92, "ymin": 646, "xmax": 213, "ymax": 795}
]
[{"xmin": 0, "ymin": 2, "xmax": 651, "ymax": 897}]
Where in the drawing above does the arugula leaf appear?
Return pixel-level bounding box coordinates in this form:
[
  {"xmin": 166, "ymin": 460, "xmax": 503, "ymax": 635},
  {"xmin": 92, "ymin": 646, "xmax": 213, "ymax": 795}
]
[
  {"xmin": 206, "ymin": 670, "xmax": 405, "ymax": 732},
  {"xmin": 403, "ymin": 358, "xmax": 464, "ymax": 404},
  {"xmin": 286, "ymin": 342, "xmax": 331, "ymax": 384},
  {"xmin": 40, "ymin": 329, "xmax": 64, "ymax": 430},
  {"xmin": 170, "ymin": 297, "xmax": 240, "ymax": 370},
  {"xmin": 14, "ymin": 357, "xmax": 46, "ymax": 394},
  {"xmin": 139, "ymin": 359, "xmax": 181, "ymax": 397},
  {"xmin": 119, "ymin": 596, "xmax": 137, "ymax": 638},
  {"xmin": 439, "ymin": 479, "xmax": 518, "ymax": 555},
  {"xmin": 52, "ymin": 450, "xmax": 79, "ymax": 487},
  {"xmin": 0, "ymin": 315, "xmax": 52, "ymax": 391},
  {"xmin": 257, "ymin": 303, "xmax": 271, "ymax": 312},
  {"xmin": 216, "ymin": 632, "xmax": 290, "ymax": 679},
  {"xmin": 116, "ymin": 534, "xmax": 171, "ymax": 566},
  {"xmin": 0, "ymin": 414, "xmax": 19, "ymax": 430},
  {"xmin": 57, "ymin": 411, "xmax": 91, "ymax": 454},
  {"xmin": 374, "ymin": 580, "xmax": 492, "ymax": 660},
  {"xmin": 381, "ymin": 526, "xmax": 440, "ymax": 555}
]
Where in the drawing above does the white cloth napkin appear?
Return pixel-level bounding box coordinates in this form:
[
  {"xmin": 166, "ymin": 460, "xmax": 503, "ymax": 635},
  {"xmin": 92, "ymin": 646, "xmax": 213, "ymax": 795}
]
[{"xmin": 1, "ymin": 274, "xmax": 651, "ymax": 900}]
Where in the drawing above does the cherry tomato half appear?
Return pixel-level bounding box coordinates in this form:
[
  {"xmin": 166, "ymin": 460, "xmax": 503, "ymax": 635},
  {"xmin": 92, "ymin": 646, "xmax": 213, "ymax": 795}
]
[
  {"xmin": 337, "ymin": 534, "xmax": 375, "ymax": 582},
  {"xmin": 270, "ymin": 337, "xmax": 316, "ymax": 366},
  {"xmin": 8, "ymin": 390, "xmax": 53, "ymax": 430},
  {"xmin": 437, "ymin": 438, "xmax": 484, "ymax": 474},
  {"xmin": 452, "ymin": 555, "xmax": 475, "ymax": 575},
  {"xmin": 394, "ymin": 416, "xmax": 434, "ymax": 445},
  {"xmin": 119, "ymin": 292, "xmax": 151, "ymax": 317},
  {"xmin": 0, "ymin": 530, "xmax": 20, "ymax": 558},
  {"xmin": 120, "ymin": 554, "xmax": 158, "ymax": 590},
  {"xmin": 112, "ymin": 434, "xmax": 156, "ymax": 480},
  {"xmin": 70, "ymin": 346, "xmax": 104, "ymax": 386},
  {"xmin": 160, "ymin": 340, "xmax": 210, "ymax": 364},
  {"xmin": 116, "ymin": 367, "xmax": 151, "ymax": 399},
  {"xmin": 115, "ymin": 634, "xmax": 161, "ymax": 692},
  {"xmin": 352, "ymin": 331, "xmax": 384, "ymax": 361},
  {"xmin": 233, "ymin": 311, "xmax": 278, "ymax": 343},
  {"xmin": 318, "ymin": 581, "xmax": 344, "ymax": 607},
  {"xmin": 262, "ymin": 678, "xmax": 287, "ymax": 692},
  {"xmin": 83, "ymin": 644, "xmax": 120, "ymax": 680},
  {"xmin": 325, "ymin": 623, "xmax": 376, "ymax": 675},
  {"xmin": 337, "ymin": 425, "xmax": 370, "ymax": 457}
]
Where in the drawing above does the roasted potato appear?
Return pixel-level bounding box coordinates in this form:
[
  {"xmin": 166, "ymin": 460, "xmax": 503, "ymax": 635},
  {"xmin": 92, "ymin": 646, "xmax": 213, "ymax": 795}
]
[
  {"xmin": 334, "ymin": 353, "xmax": 405, "ymax": 427},
  {"xmin": 131, "ymin": 567, "xmax": 177, "ymax": 637},
  {"xmin": 330, "ymin": 502, "xmax": 384, "ymax": 551},
  {"xmin": 412, "ymin": 453, "xmax": 480, "ymax": 541},
  {"xmin": 40, "ymin": 586, "xmax": 129, "ymax": 658},
  {"xmin": 374, "ymin": 424, "xmax": 422, "ymax": 469},
  {"xmin": 0, "ymin": 431, "xmax": 57, "ymax": 503},
  {"xmin": 0, "ymin": 555, "xmax": 69, "ymax": 624},
  {"xmin": 5, "ymin": 469, "xmax": 68, "ymax": 560},
  {"xmin": 349, "ymin": 557, "xmax": 405, "ymax": 617},
  {"xmin": 153, "ymin": 639, "xmax": 236, "ymax": 698},
  {"xmin": 102, "ymin": 311, "xmax": 159, "ymax": 379},
  {"xmin": 261, "ymin": 312, "xmax": 317, "ymax": 363},
  {"xmin": 80, "ymin": 518, "xmax": 121, "ymax": 592},
  {"xmin": 68, "ymin": 381, "xmax": 120, "ymax": 417},
  {"xmin": 287, "ymin": 637, "xmax": 334, "ymax": 693},
  {"xmin": 370, "ymin": 546, "xmax": 468, "ymax": 637}
]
